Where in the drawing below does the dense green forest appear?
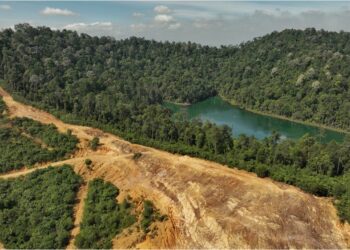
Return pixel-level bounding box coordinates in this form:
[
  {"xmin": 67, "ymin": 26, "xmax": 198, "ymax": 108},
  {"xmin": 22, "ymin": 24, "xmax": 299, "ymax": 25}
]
[
  {"xmin": 0, "ymin": 166, "xmax": 82, "ymax": 249},
  {"xmin": 75, "ymin": 179, "xmax": 136, "ymax": 249},
  {"xmin": 0, "ymin": 113, "xmax": 78, "ymax": 173},
  {"xmin": 1, "ymin": 25, "xmax": 348, "ymax": 130},
  {"xmin": 217, "ymin": 29, "xmax": 350, "ymax": 130},
  {"xmin": 0, "ymin": 25, "xmax": 349, "ymax": 222}
]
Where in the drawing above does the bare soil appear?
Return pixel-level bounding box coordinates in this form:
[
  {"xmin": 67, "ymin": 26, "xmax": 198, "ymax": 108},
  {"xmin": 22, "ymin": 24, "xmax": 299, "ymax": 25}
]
[
  {"xmin": 0, "ymin": 87, "xmax": 349, "ymax": 249},
  {"xmin": 66, "ymin": 184, "xmax": 88, "ymax": 250}
]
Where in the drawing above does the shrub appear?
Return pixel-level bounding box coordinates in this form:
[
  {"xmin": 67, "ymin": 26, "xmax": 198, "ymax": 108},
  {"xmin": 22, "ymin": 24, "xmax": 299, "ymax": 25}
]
[
  {"xmin": 90, "ymin": 137, "xmax": 100, "ymax": 151},
  {"xmin": 256, "ymin": 164, "xmax": 270, "ymax": 178},
  {"xmin": 133, "ymin": 152, "xmax": 142, "ymax": 160},
  {"xmin": 85, "ymin": 159, "xmax": 92, "ymax": 167}
]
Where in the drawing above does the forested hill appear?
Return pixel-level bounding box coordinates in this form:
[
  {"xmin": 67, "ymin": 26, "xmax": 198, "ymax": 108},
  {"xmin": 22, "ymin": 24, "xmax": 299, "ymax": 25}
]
[
  {"xmin": 217, "ymin": 28, "xmax": 350, "ymax": 131},
  {"xmin": 0, "ymin": 24, "xmax": 220, "ymax": 105},
  {"xmin": 0, "ymin": 25, "xmax": 349, "ymax": 131}
]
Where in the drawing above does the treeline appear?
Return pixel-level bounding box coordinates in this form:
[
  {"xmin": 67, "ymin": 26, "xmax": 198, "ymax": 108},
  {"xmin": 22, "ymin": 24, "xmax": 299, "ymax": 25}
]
[
  {"xmin": 0, "ymin": 25, "xmax": 349, "ymax": 221},
  {"xmin": 76, "ymin": 179, "xmax": 136, "ymax": 249},
  {"xmin": 0, "ymin": 166, "xmax": 82, "ymax": 249}
]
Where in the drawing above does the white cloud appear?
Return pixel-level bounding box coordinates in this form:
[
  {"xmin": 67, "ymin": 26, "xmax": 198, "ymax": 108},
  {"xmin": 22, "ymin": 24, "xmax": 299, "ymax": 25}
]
[
  {"xmin": 154, "ymin": 5, "xmax": 171, "ymax": 14},
  {"xmin": 154, "ymin": 14, "xmax": 174, "ymax": 24},
  {"xmin": 130, "ymin": 23, "xmax": 147, "ymax": 32},
  {"xmin": 174, "ymin": 9, "xmax": 217, "ymax": 20},
  {"xmin": 62, "ymin": 21, "xmax": 121, "ymax": 37},
  {"xmin": 64, "ymin": 22, "xmax": 113, "ymax": 31},
  {"xmin": 41, "ymin": 7, "xmax": 77, "ymax": 16},
  {"xmin": 132, "ymin": 12, "xmax": 144, "ymax": 17},
  {"xmin": 193, "ymin": 20, "xmax": 209, "ymax": 29},
  {"xmin": 0, "ymin": 5, "xmax": 11, "ymax": 10},
  {"xmin": 168, "ymin": 22, "xmax": 181, "ymax": 30}
]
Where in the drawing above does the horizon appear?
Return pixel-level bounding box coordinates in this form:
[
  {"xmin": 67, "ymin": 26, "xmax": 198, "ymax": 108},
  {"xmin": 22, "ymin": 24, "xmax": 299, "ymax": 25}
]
[
  {"xmin": 1, "ymin": 1, "xmax": 350, "ymax": 46},
  {"xmin": 3, "ymin": 23, "xmax": 345, "ymax": 47}
]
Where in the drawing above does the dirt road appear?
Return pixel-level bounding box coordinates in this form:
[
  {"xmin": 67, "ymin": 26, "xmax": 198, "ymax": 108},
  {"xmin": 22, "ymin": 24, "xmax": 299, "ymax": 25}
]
[
  {"xmin": 66, "ymin": 184, "xmax": 88, "ymax": 250},
  {"xmin": 0, "ymin": 87, "xmax": 349, "ymax": 249}
]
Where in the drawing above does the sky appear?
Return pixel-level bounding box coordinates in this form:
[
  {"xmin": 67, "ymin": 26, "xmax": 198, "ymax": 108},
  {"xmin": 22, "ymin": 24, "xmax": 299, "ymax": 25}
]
[{"xmin": 1, "ymin": 1, "xmax": 350, "ymax": 46}]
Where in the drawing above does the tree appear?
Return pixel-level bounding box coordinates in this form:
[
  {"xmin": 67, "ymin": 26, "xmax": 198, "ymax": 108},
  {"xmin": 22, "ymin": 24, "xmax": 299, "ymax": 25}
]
[{"xmin": 90, "ymin": 137, "xmax": 100, "ymax": 151}]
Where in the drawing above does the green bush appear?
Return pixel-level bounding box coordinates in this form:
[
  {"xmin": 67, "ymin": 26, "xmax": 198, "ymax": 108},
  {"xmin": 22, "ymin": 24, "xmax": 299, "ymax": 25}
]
[
  {"xmin": 89, "ymin": 137, "xmax": 100, "ymax": 151},
  {"xmin": 256, "ymin": 164, "xmax": 270, "ymax": 178},
  {"xmin": 85, "ymin": 159, "xmax": 92, "ymax": 167},
  {"xmin": 140, "ymin": 200, "xmax": 167, "ymax": 233}
]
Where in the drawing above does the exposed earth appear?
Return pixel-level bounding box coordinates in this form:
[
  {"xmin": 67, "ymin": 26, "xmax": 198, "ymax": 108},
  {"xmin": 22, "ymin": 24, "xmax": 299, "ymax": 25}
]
[{"xmin": 0, "ymin": 87, "xmax": 349, "ymax": 249}]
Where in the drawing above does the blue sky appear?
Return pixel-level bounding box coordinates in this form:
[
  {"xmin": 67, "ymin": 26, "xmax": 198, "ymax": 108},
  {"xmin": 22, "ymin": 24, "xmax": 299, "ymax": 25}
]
[{"xmin": 1, "ymin": 1, "xmax": 350, "ymax": 45}]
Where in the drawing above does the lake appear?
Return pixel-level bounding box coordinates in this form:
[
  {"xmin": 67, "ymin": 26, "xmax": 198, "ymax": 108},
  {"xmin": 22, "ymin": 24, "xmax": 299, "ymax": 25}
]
[{"xmin": 164, "ymin": 96, "xmax": 346, "ymax": 143}]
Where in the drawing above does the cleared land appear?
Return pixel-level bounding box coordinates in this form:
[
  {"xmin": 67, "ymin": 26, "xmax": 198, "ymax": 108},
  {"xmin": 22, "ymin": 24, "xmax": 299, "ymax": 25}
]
[{"xmin": 0, "ymin": 87, "xmax": 349, "ymax": 248}]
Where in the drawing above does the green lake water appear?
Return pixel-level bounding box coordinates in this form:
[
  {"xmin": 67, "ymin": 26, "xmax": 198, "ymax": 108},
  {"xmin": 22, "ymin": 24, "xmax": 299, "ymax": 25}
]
[{"xmin": 164, "ymin": 96, "xmax": 346, "ymax": 143}]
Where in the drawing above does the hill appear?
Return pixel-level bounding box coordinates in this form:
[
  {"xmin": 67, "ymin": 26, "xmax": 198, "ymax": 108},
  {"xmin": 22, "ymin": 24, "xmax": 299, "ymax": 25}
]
[
  {"xmin": 218, "ymin": 28, "xmax": 350, "ymax": 131},
  {"xmin": 0, "ymin": 87, "xmax": 349, "ymax": 248},
  {"xmin": 1, "ymin": 25, "xmax": 349, "ymax": 131}
]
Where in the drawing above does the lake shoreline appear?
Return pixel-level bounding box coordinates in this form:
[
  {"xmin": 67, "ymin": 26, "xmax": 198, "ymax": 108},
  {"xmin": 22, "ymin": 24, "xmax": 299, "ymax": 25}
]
[
  {"xmin": 164, "ymin": 100, "xmax": 191, "ymax": 106},
  {"xmin": 219, "ymin": 95, "xmax": 350, "ymax": 136}
]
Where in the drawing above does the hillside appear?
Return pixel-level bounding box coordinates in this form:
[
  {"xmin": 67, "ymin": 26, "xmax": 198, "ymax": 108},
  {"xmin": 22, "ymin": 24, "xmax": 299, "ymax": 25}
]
[
  {"xmin": 218, "ymin": 28, "xmax": 350, "ymax": 131},
  {"xmin": 0, "ymin": 87, "xmax": 349, "ymax": 248},
  {"xmin": 0, "ymin": 25, "xmax": 349, "ymax": 131}
]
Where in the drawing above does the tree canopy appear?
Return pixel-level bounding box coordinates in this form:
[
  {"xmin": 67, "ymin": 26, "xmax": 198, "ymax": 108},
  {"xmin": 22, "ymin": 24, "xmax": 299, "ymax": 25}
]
[
  {"xmin": 75, "ymin": 179, "xmax": 136, "ymax": 249},
  {"xmin": 0, "ymin": 165, "xmax": 82, "ymax": 249},
  {"xmin": 0, "ymin": 115, "xmax": 78, "ymax": 173}
]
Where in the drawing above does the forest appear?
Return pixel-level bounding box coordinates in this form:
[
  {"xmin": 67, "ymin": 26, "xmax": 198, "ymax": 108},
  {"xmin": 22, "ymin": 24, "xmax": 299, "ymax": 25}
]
[
  {"xmin": 0, "ymin": 24, "xmax": 349, "ymax": 222},
  {"xmin": 217, "ymin": 29, "xmax": 350, "ymax": 131},
  {"xmin": 0, "ymin": 166, "xmax": 82, "ymax": 249},
  {"xmin": 75, "ymin": 179, "xmax": 136, "ymax": 249},
  {"xmin": 0, "ymin": 108, "xmax": 78, "ymax": 173}
]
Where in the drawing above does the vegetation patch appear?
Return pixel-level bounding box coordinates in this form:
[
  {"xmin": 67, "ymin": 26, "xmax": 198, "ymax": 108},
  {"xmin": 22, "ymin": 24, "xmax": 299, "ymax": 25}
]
[
  {"xmin": 11, "ymin": 117, "xmax": 78, "ymax": 158},
  {"xmin": 133, "ymin": 152, "xmax": 142, "ymax": 160},
  {"xmin": 75, "ymin": 179, "xmax": 136, "ymax": 249},
  {"xmin": 141, "ymin": 200, "xmax": 167, "ymax": 234},
  {"xmin": 0, "ymin": 165, "xmax": 82, "ymax": 249},
  {"xmin": 0, "ymin": 97, "xmax": 6, "ymax": 116},
  {"xmin": 89, "ymin": 137, "xmax": 100, "ymax": 151},
  {"xmin": 0, "ymin": 117, "xmax": 78, "ymax": 173},
  {"xmin": 84, "ymin": 159, "xmax": 92, "ymax": 168}
]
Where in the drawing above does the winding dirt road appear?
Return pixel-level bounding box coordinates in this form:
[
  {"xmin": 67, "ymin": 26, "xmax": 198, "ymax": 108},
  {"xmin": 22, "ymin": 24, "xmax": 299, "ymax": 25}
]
[{"xmin": 0, "ymin": 87, "xmax": 349, "ymax": 249}]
